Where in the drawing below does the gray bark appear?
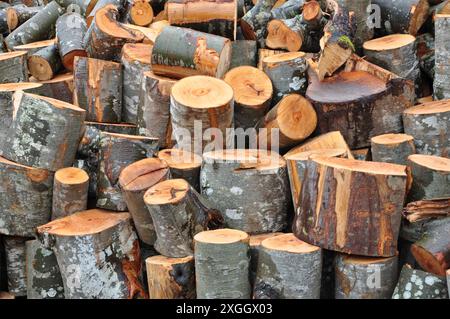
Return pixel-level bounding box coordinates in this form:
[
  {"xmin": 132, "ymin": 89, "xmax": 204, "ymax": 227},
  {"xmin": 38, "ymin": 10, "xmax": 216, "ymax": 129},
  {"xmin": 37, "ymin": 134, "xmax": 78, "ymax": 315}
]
[
  {"xmin": 433, "ymin": 12, "xmax": 450, "ymax": 99},
  {"xmin": 33, "ymin": 73, "xmax": 74, "ymax": 104},
  {"xmin": 249, "ymin": 233, "xmax": 283, "ymax": 287},
  {"xmin": 240, "ymin": 0, "xmax": 277, "ymax": 46},
  {"xmin": 230, "ymin": 40, "xmax": 257, "ymax": 69},
  {"xmin": 370, "ymin": 134, "xmax": 416, "ymax": 165},
  {"xmin": 0, "ymin": 51, "xmax": 28, "ymax": 83},
  {"xmin": 28, "ymin": 43, "xmax": 62, "ymax": 80},
  {"xmin": 4, "ymin": 237, "xmax": 28, "ymax": 297},
  {"xmin": 56, "ymin": 12, "xmax": 87, "ymax": 70}
]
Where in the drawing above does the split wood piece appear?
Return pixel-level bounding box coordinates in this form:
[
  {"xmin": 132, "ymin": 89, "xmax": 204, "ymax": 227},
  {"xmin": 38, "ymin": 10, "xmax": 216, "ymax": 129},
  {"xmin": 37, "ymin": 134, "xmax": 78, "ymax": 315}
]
[
  {"xmin": 0, "ymin": 7, "xmax": 18, "ymax": 34},
  {"xmin": 170, "ymin": 75, "xmax": 234, "ymax": 154},
  {"xmin": 157, "ymin": 148, "xmax": 202, "ymax": 191},
  {"xmin": 5, "ymin": 1, "xmax": 63, "ymax": 50},
  {"xmin": 118, "ymin": 158, "xmax": 170, "ymax": 245},
  {"xmin": 230, "ymin": 40, "xmax": 257, "ymax": 69},
  {"xmin": 56, "ymin": 12, "xmax": 87, "ymax": 71},
  {"xmin": 403, "ymin": 100, "xmax": 450, "ymax": 157},
  {"xmin": 121, "ymin": 43, "xmax": 152, "ymax": 124},
  {"xmin": 32, "ymin": 73, "xmax": 74, "ymax": 104},
  {"xmin": 84, "ymin": 4, "xmax": 144, "ymax": 62},
  {"xmin": 371, "ymin": 133, "xmax": 416, "ymax": 165},
  {"xmin": 144, "ymin": 178, "xmax": 224, "ymax": 257},
  {"xmin": 52, "ymin": 167, "xmax": 89, "ymax": 220},
  {"xmin": 262, "ymin": 52, "xmax": 308, "ymax": 105},
  {"xmin": 257, "ymin": 48, "xmax": 284, "ymax": 70},
  {"xmin": 124, "ymin": 0, "xmax": 153, "ymax": 26},
  {"xmin": 97, "ymin": 132, "xmax": 159, "ymax": 211},
  {"xmin": 73, "ymin": 56, "xmax": 122, "ymax": 123},
  {"xmin": 403, "ymin": 198, "xmax": 450, "ymax": 223},
  {"xmin": 151, "ymin": 26, "xmax": 232, "ymax": 79},
  {"xmin": 0, "ymin": 157, "xmax": 54, "ymax": 237},
  {"xmin": 224, "ymin": 66, "xmax": 272, "ymax": 130},
  {"xmin": 293, "ymin": 156, "xmax": 408, "ymax": 257},
  {"xmin": 335, "ymin": 254, "xmax": 398, "ymax": 299},
  {"xmin": 11, "ymin": 4, "xmax": 40, "ymax": 26},
  {"xmin": 392, "ymin": 264, "xmax": 448, "ymax": 299},
  {"xmin": 37, "ymin": 209, "xmax": 147, "ymax": 299},
  {"xmin": 4, "ymin": 237, "xmax": 28, "ymax": 297},
  {"xmin": 13, "ymin": 39, "xmax": 57, "ymax": 56},
  {"xmin": 123, "ymin": 22, "xmax": 163, "ymax": 44},
  {"xmin": 167, "ymin": 0, "xmax": 237, "ymax": 39},
  {"xmin": 433, "ymin": 14, "xmax": 450, "ymax": 99},
  {"xmin": 371, "ymin": 0, "xmax": 429, "ymax": 36},
  {"xmin": 25, "ymin": 239, "xmax": 64, "ymax": 299},
  {"xmin": 28, "ymin": 44, "xmax": 62, "ymax": 81},
  {"xmin": 270, "ymin": 0, "xmax": 304, "ymax": 20},
  {"xmin": 254, "ymin": 233, "xmax": 322, "ymax": 299},
  {"xmin": 201, "ymin": 150, "xmax": 290, "ymax": 234},
  {"xmin": 194, "ymin": 229, "xmax": 250, "ymax": 299},
  {"xmin": 0, "ymin": 51, "xmax": 28, "ymax": 83},
  {"xmin": 137, "ymin": 71, "xmax": 176, "ymax": 148},
  {"xmin": 407, "ymin": 154, "xmax": 450, "ymax": 201},
  {"xmin": 145, "ymin": 255, "xmax": 195, "ymax": 299},
  {"xmin": 86, "ymin": 0, "xmax": 122, "ymax": 26},
  {"xmin": 240, "ymin": 0, "xmax": 277, "ymax": 46}
]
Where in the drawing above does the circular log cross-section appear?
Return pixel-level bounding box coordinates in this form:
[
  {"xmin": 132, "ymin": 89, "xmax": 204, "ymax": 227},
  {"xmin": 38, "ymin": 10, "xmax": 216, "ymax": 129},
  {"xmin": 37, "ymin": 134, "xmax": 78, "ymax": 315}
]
[
  {"xmin": 126, "ymin": 0, "xmax": 154, "ymax": 26},
  {"xmin": 194, "ymin": 229, "xmax": 251, "ymax": 299},
  {"xmin": 0, "ymin": 51, "xmax": 28, "ymax": 84},
  {"xmin": 0, "ymin": 7, "xmax": 18, "ymax": 34},
  {"xmin": 371, "ymin": 133, "xmax": 416, "ymax": 165},
  {"xmin": 28, "ymin": 44, "xmax": 62, "ymax": 81}
]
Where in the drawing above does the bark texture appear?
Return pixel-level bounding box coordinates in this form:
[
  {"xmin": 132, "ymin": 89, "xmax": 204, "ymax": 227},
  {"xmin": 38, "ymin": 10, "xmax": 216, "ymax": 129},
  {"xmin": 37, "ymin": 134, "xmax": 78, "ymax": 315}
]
[
  {"xmin": 370, "ymin": 133, "xmax": 416, "ymax": 165},
  {"xmin": 4, "ymin": 237, "xmax": 28, "ymax": 297},
  {"xmin": 230, "ymin": 40, "xmax": 257, "ymax": 69},
  {"xmin": 0, "ymin": 51, "xmax": 28, "ymax": 83},
  {"xmin": 56, "ymin": 12, "xmax": 87, "ymax": 70}
]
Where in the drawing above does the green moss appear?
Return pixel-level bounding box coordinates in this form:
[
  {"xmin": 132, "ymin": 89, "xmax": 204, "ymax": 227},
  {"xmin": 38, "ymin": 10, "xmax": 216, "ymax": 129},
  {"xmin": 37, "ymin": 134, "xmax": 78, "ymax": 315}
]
[{"xmin": 338, "ymin": 35, "xmax": 355, "ymax": 52}]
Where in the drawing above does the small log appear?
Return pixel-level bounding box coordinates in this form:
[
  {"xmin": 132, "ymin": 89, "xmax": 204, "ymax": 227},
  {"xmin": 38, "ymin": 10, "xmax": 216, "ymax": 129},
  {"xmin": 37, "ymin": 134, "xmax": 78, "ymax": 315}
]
[
  {"xmin": 143, "ymin": 178, "xmax": 224, "ymax": 257},
  {"xmin": 224, "ymin": 66, "xmax": 272, "ymax": 130},
  {"xmin": 257, "ymin": 48, "xmax": 284, "ymax": 70},
  {"xmin": 56, "ymin": 12, "xmax": 87, "ymax": 71},
  {"xmin": 12, "ymin": 39, "xmax": 57, "ymax": 56},
  {"xmin": 32, "ymin": 73, "xmax": 74, "ymax": 104},
  {"xmin": 294, "ymin": 156, "xmax": 408, "ymax": 257},
  {"xmin": 194, "ymin": 228, "xmax": 251, "ymax": 299},
  {"xmin": 240, "ymin": 0, "xmax": 277, "ymax": 46},
  {"xmin": 11, "ymin": 4, "xmax": 40, "ymax": 26},
  {"xmin": 4, "ymin": 237, "xmax": 28, "ymax": 297},
  {"xmin": 335, "ymin": 254, "xmax": 398, "ymax": 299},
  {"xmin": 249, "ymin": 233, "xmax": 283, "ymax": 287},
  {"xmin": 151, "ymin": 26, "xmax": 232, "ymax": 79},
  {"xmin": 73, "ymin": 56, "xmax": 122, "ymax": 123},
  {"xmin": 0, "ymin": 7, "xmax": 18, "ymax": 33},
  {"xmin": 371, "ymin": 133, "xmax": 416, "ymax": 165},
  {"xmin": 403, "ymin": 198, "xmax": 450, "ymax": 223},
  {"xmin": 28, "ymin": 44, "xmax": 62, "ymax": 81},
  {"xmin": 25, "ymin": 239, "xmax": 64, "ymax": 299},
  {"xmin": 392, "ymin": 264, "xmax": 448, "ymax": 299},
  {"xmin": 201, "ymin": 150, "xmax": 290, "ymax": 234},
  {"xmin": 86, "ymin": 0, "xmax": 122, "ymax": 26},
  {"xmin": 230, "ymin": 40, "xmax": 257, "ymax": 69},
  {"xmin": 97, "ymin": 132, "xmax": 159, "ymax": 211},
  {"xmin": 0, "ymin": 51, "xmax": 28, "ymax": 83},
  {"xmin": 118, "ymin": 158, "xmax": 170, "ymax": 245},
  {"xmin": 145, "ymin": 255, "xmax": 195, "ymax": 299},
  {"xmin": 407, "ymin": 154, "xmax": 450, "ymax": 201},
  {"xmin": 270, "ymin": 0, "xmax": 304, "ymax": 20},
  {"xmin": 123, "ymin": 0, "xmax": 153, "ymax": 26},
  {"xmin": 37, "ymin": 209, "xmax": 147, "ymax": 299}
]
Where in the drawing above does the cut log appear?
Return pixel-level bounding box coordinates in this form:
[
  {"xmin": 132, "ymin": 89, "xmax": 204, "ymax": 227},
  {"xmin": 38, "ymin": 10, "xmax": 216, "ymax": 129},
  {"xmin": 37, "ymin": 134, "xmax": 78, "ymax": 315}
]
[
  {"xmin": 434, "ymin": 14, "xmax": 450, "ymax": 99},
  {"xmin": 194, "ymin": 228, "xmax": 251, "ymax": 299},
  {"xmin": 11, "ymin": 4, "xmax": 40, "ymax": 26},
  {"xmin": 254, "ymin": 233, "xmax": 322, "ymax": 299},
  {"xmin": 403, "ymin": 100, "xmax": 450, "ymax": 157},
  {"xmin": 230, "ymin": 40, "xmax": 257, "ymax": 69},
  {"xmin": 371, "ymin": 133, "xmax": 416, "ymax": 165},
  {"xmin": 224, "ymin": 66, "xmax": 272, "ymax": 130},
  {"xmin": 12, "ymin": 39, "xmax": 57, "ymax": 56},
  {"xmin": 294, "ymin": 156, "xmax": 408, "ymax": 257},
  {"xmin": 32, "ymin": 73, "xmax": 74, "ymax": 104},
  {"xmin": 270, "ymin": 0, "xmax": 304, "ymax": 20},
  {"xmin": 335, "ymin": 254, "xmax": 398, "ymax": 299},
  {"xmin": 257, "ymin": 48, "xmax": 284, "ymax": 70},
  {"xmin": 124, "ymin": 0, "xmax": 153, "ymax": 26},
  {"xmin": 143, "ymin": 178, "xmax": 224, "ymax": 257},
  {"xmin": 25, "ymin": 239, "xmax": 64, "ymax": 299},
  {"xmin": 97, "ymin": 132, "xmax": 159, "ymax": 211},
  {"xmin": 86, "ymin": 0, "xmax": 122, "ymax": 26},
  {"xmin": 73, "ymin": 56, "xmax": 122, "ymax": 123},
  {"xmin": 0, "ymin": 51, "xmax": 28, "ymax": 83},
  {"xmin": 37, "ymin": 209, "xmax": 147, "ymax": 299},
  {"xmin": 28, "ymin": 44, "xmax": 62, "ymax": 81},
  {"xmin": 0, "ymin": 7, "xmax": 18, "ymax": 33},
  {"xmin": 118, "ymin": 158, "xmax": 170, "ymax": 245},
  {"xmin": 201, "ymin": 150, "xmax": 290, "ymax": 234},
  {"xmin": 4, "ymin": 237, "xmax": 28, "ymax": 297},
  {"xmin": 403, "ymin": 198, "xmax": 450, "ymax": 223},
  {"xmin": 145, "ymin": 255, "xmax": 195, "ymax": 299},
  {"xmin": 136, "ymin": 70, "xmax": 176, "ymax": 148},
  {"xmin": 170, "ymin": 75, "xmax": 234, "ymax": 154},
  {"xmin": 407, "ymin": 154, "xmax": 450, "ymax": 201},
  {"xmin": 151, "ymin": 26, "xmax": 232, "ymax": 79},
  {"xmin": 240, "ymin": 0, "xmax": 277, "ymax": 46}
]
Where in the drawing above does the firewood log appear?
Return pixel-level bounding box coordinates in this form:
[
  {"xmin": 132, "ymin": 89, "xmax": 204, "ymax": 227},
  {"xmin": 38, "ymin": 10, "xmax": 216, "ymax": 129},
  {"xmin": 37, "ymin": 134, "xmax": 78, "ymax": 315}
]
[
  {"xmin": 230, "ymin": 40, "xmax": 257, "ymax": 69},
  {"xmin": 73, "ymin": 56, "xmax": 122, "ymax": 123},
  {"xmin": 270, "ymin": 0, "xmax": 303, "ymax": 20},
  {"xmin": 335, "ymin": 254, "xmax": 398, "ymax": 299},
  {"xmin": 13, "ymin": 39, "xmax": 57, "ymax": 56},
  {"xmin": 25, "ymin": 239, "xmax": 64, "ymax": 299},
  {"xmin": 294, "ymin": 156, "xmax": 408, "ymax": 257},
  {"xmin": 240, "ymin": 0, "xmax": 277, "ymax": 46},
  {"xmin": 37, "ymin": 209, "xmax": 147, "ymax": 299},
  {"xmin": 4, "ymin": 237, "xmax": 28, "ymax": 297},
  {"xmin": 254, "ymin": 233, "xmax": 322, "ymax": 299},
  {"xmin": 201, "ymin": 150, "xmax": 290, "ymax": 234},
  {"xmin": 145, "ymin": 255, "xmax": 195, "ymax": 299},
  {"xmin": 86, "ymin": 0, "xmax": 122, "ymax": 26},
  {"xmin": 371, "ymin": 133, "xmax": 416, "ymax": 165},
  {"xmin": 0, "ymin": 6, "xmax": 17, "ymax": 33},
  {"xmin": 416, "ymin": 33, "xmax": 435, "ymax": 79},
  {"xmin": 143, "ymin": 178, "xmax": 224, "ymax": 257},
  {"xmin": 0, "ymin": 51, "xmax": 28, "ymax": 83},
  {"xmin": 32, "ymin": 72, "xmax": 74, "ymax": 103},
  {"xmin": 96, "ymin": 132, "xmax": 159, "ymax": 211},
  {"xmin": 123, "ymin": 0, "xmax": 153, "ymax": 26},
  {"xmin": 11, "ymin": 4, "xmax": 40, "ymax": 26},
  {"xmin": 194, "ymin": 229, "xmax": 251, "ymax": 299},
  {"xmin": 118, "ymin": 158, "xmax": 170, "ymax": 245},
  {"xmin": 257, "ymin": 48, "xmax": 284, "ymax": 70},
  {"xmin": 27, "ymin": 44, "xmax": 62, "ymax": 81},
  {"xmin": 151, "ymin": 26, "xmax": 232, "ymax": 79},
  {"xmin": 249, "ymin": 233, "xmax": 283, "ymax": 287},
  {"xmin": 224, "ymin": 66, "xmax": 272, "ymax": 130}
]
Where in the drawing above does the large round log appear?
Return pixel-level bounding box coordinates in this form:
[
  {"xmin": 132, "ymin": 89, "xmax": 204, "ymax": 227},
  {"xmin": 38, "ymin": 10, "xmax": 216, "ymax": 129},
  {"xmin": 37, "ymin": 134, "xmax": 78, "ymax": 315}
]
[
  {"xmin": 370, "ymin": 133, "xmax": 416, "ymax": 165},
  {"xmin": 4, "ymin": 237, "xmax": 28, "ymax": 297},
  {"xmin": 27, "ymin": 44, "xmax": 62, "ymax": 81},
  {"xmin": 0, "ymin": 51, "xmax": 28, "ymax": 84}
]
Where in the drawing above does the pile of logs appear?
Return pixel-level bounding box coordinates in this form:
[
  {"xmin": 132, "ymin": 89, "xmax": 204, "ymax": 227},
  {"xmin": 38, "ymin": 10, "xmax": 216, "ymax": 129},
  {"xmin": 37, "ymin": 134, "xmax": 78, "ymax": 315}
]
[{"xmin": 0, "ymin": 0, "xmax": 449, "ymax": 300}]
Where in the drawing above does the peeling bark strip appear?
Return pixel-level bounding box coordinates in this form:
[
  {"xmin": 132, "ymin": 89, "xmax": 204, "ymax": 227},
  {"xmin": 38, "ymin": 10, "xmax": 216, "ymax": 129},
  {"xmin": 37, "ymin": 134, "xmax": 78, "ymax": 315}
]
[
  {"xmin": 73, "ymin": 56, "xmax": 122, "ymax": 123},
  {"xmin": 118, "ymin": 158, "xmax": 170, "ymax": 245},
  {"xmin": 56, "ymin": 12, "xmax": 87, "ymax": 71},
  {"xmin": 33, "ymin": 73, "xmax": 74, "ymax": 104},
  {"xmin": 371, "ymin": 133, "xmax": 416, "ymax": 165},
  {"xmin": 4, "ymin": 237, "xmax": 29, "ymax": 297},
  {"xmin": 403, "ymin": 198, "xmax": 450, "ymax": 223},
  {"xmin": 249, "ymin": 233, "xmax": 283, "ymax": 287},
  {"xmin": 254, "ymin": 233, "xmax": 322, "ymax": 299},
  {"xmin": 0, "ymin": 51, "xmax": 28, "ymax": 84},
  {"xmin": 144, "ymin": 179, "xmax": 224, "ymax": 258},
  {"xmin": 335, "ymin": 254, "xmax": 398, "ymax": 299},
  {"xmin": 28, "ymin": 44, "xmax": 63, "ymax": 81},
  {"xmin": 240, "ymin": 0, "xmax": 277, "ymax": 46},
  {"xmin": 151, "ymin": 26, "xmax": 232, "ymax": 79},
  {"xmin": 434, "ymin": 14, "xmax": 450, "ymax": 99},
  {"xmin": 230, "ymin": 40, "xmax": 257, "ymax": 69},
  {"xmin": 201, "ymin": 150, "xmax": 290, "ymax": 234},
  {"xmin": 25, "ymin": 239, "xmax": 64, "ymax": 299},
  {"xmin": 145, "ymin": 255, "xmax": 195, "ymax": 299},
  {"xmin": 2, "ymin": 93, "xmax": 86, "ymax": 171},
  {"xmin": 37, "ymin": 210, "xmax": 147, "ymax": 299},
  {"xmin": 392, "ymin": 265, "xmax": 448, "ymax": 299},
  {"xmin": 194, "ymin": 229, "xmax": 251, "ymax": 299},
  {"xmin": 293, "ymin": 156, "xmax": 408, "ymax": 257},
  {"xmin": 97, "ymin": 132, "xmax": 159, "ymax": 211}
]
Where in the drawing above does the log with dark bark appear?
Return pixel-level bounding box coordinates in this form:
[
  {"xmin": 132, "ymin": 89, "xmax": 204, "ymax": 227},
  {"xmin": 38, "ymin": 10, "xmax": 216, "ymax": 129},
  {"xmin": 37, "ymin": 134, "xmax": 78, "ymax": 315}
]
[
  {"xmin": 13, "ymin": 39, "xmax": 57, "ymax": 56},
  {"xmin": 37, "ymin": 209, "xmax": 147, "ymax": 299},
  {"xmin": 11, "ymin": 4, "xmax": 40, "ymax": 26},
  {"xmin": 0, "ymin": 51, "xmax": 28, "ymax": 83},
  {"xmin": 4, "ymin": 236, "xmax": 28, "ymax": 297},
  {"xmin": 240, "ymin": 0, "xmax": 277, "ymax": 46},
  {"xmin": 249, "ymin": 233, "xmax": 283, "ymax": 287},
  {"xmin": 123, "ymin": 0, "xmax": 153, "ymax": 26},
  {"xmin": 416, "ymin": 33, "xmax": 435, "ymax": 79},
  {"xmin": 371, "ymin": 133, "xmax": 416, "ymax": 165},
  {"xmin": 143, "ymin": 178, "xmax": 224, "ymax": 257},
  {"xmin": 230, "ymin": 40, "xmax": 257, "ymax": 69},
  {"xmin": 403, "ymin": 198, "xmax": 450, "ymax": 223},
  {"xmin": 27, "ymin": 44, "xmax": 62, "ymax": 81},
  {"xmin": 0, "ymin": 6, "xmax": 18, "ymax": 34},
  {"xmin": 32, "ymin": 72, "xmax": 74, "ymax": 103}
]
